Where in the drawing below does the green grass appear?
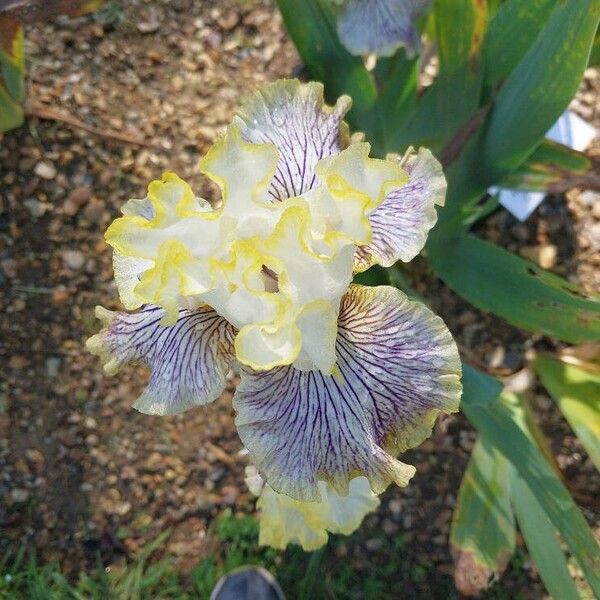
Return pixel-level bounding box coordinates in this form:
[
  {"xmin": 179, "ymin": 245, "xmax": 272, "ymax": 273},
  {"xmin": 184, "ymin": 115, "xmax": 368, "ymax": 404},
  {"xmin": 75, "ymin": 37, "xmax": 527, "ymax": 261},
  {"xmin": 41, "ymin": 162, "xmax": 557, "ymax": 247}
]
[{"xmin": 0, "ymin": 510, "xmax": 530, "ymax": 599}]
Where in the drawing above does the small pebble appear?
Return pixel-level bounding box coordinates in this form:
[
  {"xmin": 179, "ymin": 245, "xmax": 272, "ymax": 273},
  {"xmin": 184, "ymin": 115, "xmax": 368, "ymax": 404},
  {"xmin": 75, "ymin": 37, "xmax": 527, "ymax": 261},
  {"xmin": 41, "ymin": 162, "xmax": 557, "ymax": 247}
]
[
  {"xmin": 62, "ymin": 187, "xmax": 91, "ymax": 216},
  {"xmin": 51, "ymin": 285, "xmax": 69, "ymax": 306},
  {"xmin": 0, "ymin": 258, "xmax": 18, "ymax": 278},
  {"xmin": 218, "ymin": 12, "xmax": 240, "ymax": 31},
  {"xmin": 11, "ymin": 488, "xmax": 29, "ymax": 503},
  {"xmin": 62, "ymin": 250, "xmax": 85, "ymax": 270},
  {"xmin": 34, "ymin": 161, "xmax": 57, "ymax": 180},
  {"xmin": 589, "ymin": 222, "xmax": 600, "ymax": 250},
  {"xmin": 26, "ymin": 449, "xmax": 45, "ymax": 464},
  {"xmin": 537, "ymin": 244, "xmax": 558, "ymax": 270},
  {"xmin": 365, "ymin": 538, "xmax": 384, "ymax": 552},
  {"xmin": 45, "ymin": 357, "xmax": 61, "ymax": 378},
  {"xmin": 24, "ymin": 198, "xmax": 48, "ymax": 218},
  {"xmin": 579, "ymin": 190, "xmax": 600, "ymax": 207},
  {"xmin": 520, "ymin": 244, "xmax": 557, "ymax": 269}
]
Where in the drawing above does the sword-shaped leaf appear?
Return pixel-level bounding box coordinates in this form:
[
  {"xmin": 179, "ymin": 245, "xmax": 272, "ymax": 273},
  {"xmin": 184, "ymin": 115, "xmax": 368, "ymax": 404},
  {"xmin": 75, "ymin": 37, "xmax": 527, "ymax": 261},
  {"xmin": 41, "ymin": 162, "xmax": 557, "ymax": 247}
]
[
  {"xmin": 482, "ymin": 0, "xmax": 558, "ymax": 91},
  {"xmin": 388, "ymin": 0, "xmax": 487, "ymax": 153},
  {"xmin": 461, "ymin": 365, "xmax": 600, "ymax": 597},
  {"xmin": 0, "ymin": 14, "xmax": 24, "ymax": 132},
  {"xmin": 483, "ymin": 0, "xmax": 600, "ymax": 174},
  {"xmin": 428, "ymin": 235, "xmax": 600, "ymax": 344},
  {"xmin": 511, "ymin": 469, "xmax": 580, "ymax": 600},
  {"xmin": 450, "ymin": 438, "xmax": 515, "ymax": 596},
  {"xmin": 535, "ymin": 354, "xmax": 600, "ymax": 472},
  {"xmin": 501, "ymin": 139, "xmax": 593, "ymax": 192},
  {"xmin": 0, "ymin": 0, "xmax": 103, "ymax": 23}
]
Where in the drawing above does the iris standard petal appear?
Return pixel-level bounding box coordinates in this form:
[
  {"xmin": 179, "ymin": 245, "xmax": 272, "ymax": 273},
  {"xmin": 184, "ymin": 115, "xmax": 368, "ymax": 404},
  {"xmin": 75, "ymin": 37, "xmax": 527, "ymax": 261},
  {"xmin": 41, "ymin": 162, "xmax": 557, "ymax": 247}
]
[
  {"xmin": 234, "ymin": 284, "xmax": 462, "ymax": 502},
  {"xmin": 235, "ymin": 79, "xmax": 351, "ymax": 201},
  {"xmin": 333, "ymin": 0, "xmax": 429, "ymax": 58},
  {"xmin": 86, "ymin": 304, "xmax": 235, "ymax": 415},
  {"xmin": 231, "ymin": 203, "xmax": 355, "ymax": 374},
  {"xmin": 354, "ymin": 147, "xmax": 446, "ymax": 272},
  {"xmin": 315, "ymin": 142, "xmax": 409, "ymax": 246},
  {"xmin": 246, "ymin": 466, "xmax": 380, "ymax": 551},
  {"xmin": 199, "ymin": 124, "xmax": 279, "ymax": 215}
]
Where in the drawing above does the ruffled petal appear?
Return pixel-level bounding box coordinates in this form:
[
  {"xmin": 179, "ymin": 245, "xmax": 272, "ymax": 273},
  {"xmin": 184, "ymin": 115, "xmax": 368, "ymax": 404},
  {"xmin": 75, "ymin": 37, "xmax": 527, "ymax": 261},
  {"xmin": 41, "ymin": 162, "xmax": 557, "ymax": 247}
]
[
  {"xmin": 110, "ymin": 198, "xmax": 156, "ymax": 310},
  {"xmin": 199, "ymin": 124, "xmax": 279, "ymax": 216},
  {"xmin": 354, "ymin": 147, "xmax": 446, "ymax": 272},
  {"xmin": 105, "ymin": 172, "xmax": 221, "ymax": 315},
  {"xmin": 245, "ymin": 466, "xmax": 380, "ymax": 551},
  {"xmin": 333, "ymin": 0, "xmax": 429, "ymax": 58},
  {"xmin": 105, "ymin": 172, "xmax": 213, "ymax": 260},
  {"xmin": 86, "ymin": 304, "xmax": 235, "ymax": 415},
  {"xmin": 234, "ymin": 284, "xmax": 462, "ymax": 502},
  {"xmin": 235, "ymin": 79, "xmax": 351, "ymax": 201},
  {"xmin": 112, "ymin": 250, "xmax": 153, "ymax": 310},
  {"xmin": 133, "ymin": 240, "xmax": 211, "ymax": 326},
  {"xmin": 232, "ymin": 204, "xmax": 354, "ymax": 373},
  {"xmin": 315, "ymin": 142, "xmax": 408, "ymax": 245}
]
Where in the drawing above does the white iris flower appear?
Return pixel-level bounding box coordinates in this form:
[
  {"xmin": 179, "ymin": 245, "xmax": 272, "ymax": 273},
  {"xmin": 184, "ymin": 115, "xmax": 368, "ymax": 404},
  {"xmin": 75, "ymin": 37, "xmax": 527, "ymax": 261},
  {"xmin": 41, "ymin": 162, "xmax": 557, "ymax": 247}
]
[{"xmin": 88, "ymin": 80, "xmax": 461, "ymax": 546}]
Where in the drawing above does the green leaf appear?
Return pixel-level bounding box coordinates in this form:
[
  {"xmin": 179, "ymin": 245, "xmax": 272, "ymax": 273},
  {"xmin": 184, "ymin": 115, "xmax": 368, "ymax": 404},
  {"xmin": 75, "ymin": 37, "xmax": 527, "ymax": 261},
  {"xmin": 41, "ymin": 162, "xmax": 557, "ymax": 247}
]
[
  {"xmin": 435, "ymin": 0, "xmax": 487, "ymax": 75},
  {"xmin": 352, "ymin": 264, "xmax": 390, "ymax": 287},
  {"xmin": 461, "ymin": 365, "xmax": 600, "ymax": 596},
  {"xmin": 535, "ymin": 354, "xmax": 600, "ymax": 471},
  {"xmin": 450, "ymin": 438, "xmax": 515, "ymax": 596},
  {"xmin": 482, "ymin": 0, "xmax": 558, "ymax": 91},
  {"xmin": 429, "ymin": 127, "xmax": 489, "ymax": 233},
  {"xmin": 0, "ymin": 16, "xmax": 24, "ymax": 102},
  {"xmin": 434, "ymin": 0, "xmax": 486, "ymax": 138},
  {"xmin": 589, "ymin": 29, "xmax": 600, "ymax": 67},
  {"xmin": 486, "ymin": 0, "xmax": 503, "ymax": 19},
  {"xmin": 511, "ymin": 469, "xmax": 581, "ymax": 600},
  {"xmin": 460, "ymin": 363, "xmax": 504, "ymax": 418},
  {"xmin": 275, "ymin": 0, "xmax": 378, "ymax": 137},
  {"xmin": 387, "ymin": 0, "xmax": 487, "ymax": 154},
  {"xmin": 385, "ymin": 82, "xmax": 452, "ymax": 153},
  {"xmin": 502, "ymin": 139, "xmax": 593, "ymax": 192},
  {"xmin": 373, "ymin": 50, "xmax": 419, "ymax": 148},
  {"xmin": 428, "ymin": 234, "xmax": 600, "ymax": 344},
  {"xmin": 1, "ymin": 1, "xmax": 104, "ymax": 23},
  {"xmin": 483, "ymin": 1, "xmax": 600, "ymax": 174},
  {"xmin": 0, "ymin": 83, "xmax": 23, "ymax": 132},
  {"xmin": 0, "ymin": 15, "xmax": 24, "ymax": 133}
]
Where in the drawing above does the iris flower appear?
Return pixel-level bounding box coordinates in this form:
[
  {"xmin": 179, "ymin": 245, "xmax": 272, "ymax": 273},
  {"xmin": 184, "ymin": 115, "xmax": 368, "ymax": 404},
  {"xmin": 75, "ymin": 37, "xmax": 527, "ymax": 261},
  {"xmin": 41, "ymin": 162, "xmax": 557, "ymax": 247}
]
[
  {"xmin": 330, "ymin": 0, "xmax": 431, "ymax": 57},
  {"xmin": 88, "ymin": 80, "xmax": 461, "ymax": 544}
]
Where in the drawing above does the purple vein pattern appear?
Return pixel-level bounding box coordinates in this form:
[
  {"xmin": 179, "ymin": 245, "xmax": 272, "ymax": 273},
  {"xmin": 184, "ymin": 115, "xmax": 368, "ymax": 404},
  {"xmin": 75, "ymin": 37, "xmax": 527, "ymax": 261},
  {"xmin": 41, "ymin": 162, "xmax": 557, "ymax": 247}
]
[
  {"xmin": 93, "ymin": 305, "xmax": 235, "ymax": 415},
  {"xmin": 355, "ymin": 148, "xmax": 446, "ymax": 272},
  {"xmin": 335, "ymin": 0, "xmax": 429, "ymax": 58},
  {"xmin": 233, "ymin": 284, "xmax": 462, "ymax": 502},
  {"xmin": 236, "ymin": 80, "xmax": 350, "ymax": 201}
]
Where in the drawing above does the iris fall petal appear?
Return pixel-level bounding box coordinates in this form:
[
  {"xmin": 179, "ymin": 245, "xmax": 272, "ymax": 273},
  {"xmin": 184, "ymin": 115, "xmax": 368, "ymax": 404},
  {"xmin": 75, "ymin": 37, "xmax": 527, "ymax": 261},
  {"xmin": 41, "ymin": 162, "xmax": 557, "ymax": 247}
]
[{"xmin": 234, "ymin": 284, "xmax": 462, "ymax": 502}]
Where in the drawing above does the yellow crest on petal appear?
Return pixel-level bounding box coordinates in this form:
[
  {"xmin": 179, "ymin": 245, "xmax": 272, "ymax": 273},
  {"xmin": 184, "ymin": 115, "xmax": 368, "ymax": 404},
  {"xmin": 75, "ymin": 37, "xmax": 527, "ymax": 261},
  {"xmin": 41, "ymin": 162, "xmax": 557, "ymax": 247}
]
[
  {"xmin": 199, "ymin": 124, "xmax": 280, "ymax": 212},
  {"xmin": 246, "ymin": 466, "xmax": 380, "ymax": 551},
  {"xmin": 134, "ymin": 240, "xmax": 206, "ymax": 325}
]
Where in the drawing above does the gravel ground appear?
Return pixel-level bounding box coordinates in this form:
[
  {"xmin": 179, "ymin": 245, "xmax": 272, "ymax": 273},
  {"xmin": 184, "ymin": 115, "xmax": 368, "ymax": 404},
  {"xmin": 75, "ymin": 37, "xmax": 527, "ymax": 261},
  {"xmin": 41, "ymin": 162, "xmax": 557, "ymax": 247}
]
[{"xmin": 1, "ymin": 1, "xmax": 599, "ymax": 597}]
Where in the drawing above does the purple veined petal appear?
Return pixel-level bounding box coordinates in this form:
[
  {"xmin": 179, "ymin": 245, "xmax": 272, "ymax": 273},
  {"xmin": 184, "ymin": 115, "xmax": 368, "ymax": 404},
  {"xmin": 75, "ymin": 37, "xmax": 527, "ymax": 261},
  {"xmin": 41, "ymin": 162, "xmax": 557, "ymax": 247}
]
[
  {"xmin": 354, "ymin": 147, "xmax": 446, "ymax": 273},
  {"xmin": 333, "ymin": 0, "xmax": 430, "ymax": 58},
  {"xmin": 86, "ymin": 304, "xmax": 236, "ymax": 415},
  {"xmin": 234, "ymin": 79, "xmax": 351, "ymax": 201},
  {"xmin": 233, "ymin": 284, "xmax": 462, "ymax": 502}
]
